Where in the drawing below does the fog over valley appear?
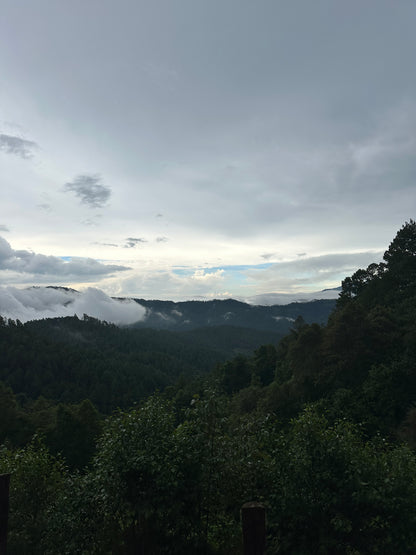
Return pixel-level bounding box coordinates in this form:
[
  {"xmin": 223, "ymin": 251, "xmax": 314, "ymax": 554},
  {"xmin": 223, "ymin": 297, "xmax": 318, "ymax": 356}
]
[{"xmin": 0, "ymin": 286, "xmax": 146, "ymax": 325}]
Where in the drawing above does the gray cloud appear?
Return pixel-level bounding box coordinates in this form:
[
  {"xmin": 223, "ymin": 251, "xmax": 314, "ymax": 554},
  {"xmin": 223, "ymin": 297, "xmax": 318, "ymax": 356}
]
[
  {"xmin": 37, "ymin": 203, "xmax": 52, "ymax": 213},
  {"xmin": 0, "ymin": 236, "xmax": 130, "ymax": 278},
  {"xmin": 63, "ymin": 175, "xmax": 111, "ymax": 208},
  {"xmin": 124, "ymin": 237, "xmax": 147, "ymax": 248},
  {"xmin": 93, "ymin": 237, "xmax": 167, "ymax": 248},
  {"xmin": 82, "ymin": 215, "xmax": 102, "ymax": 226},
  {"xmin": 93, "ymin": 242, "xmax": 118, "ymax": 247},
  {"xmin": 0, "ymin": 134, "xmax": 38, "ymax": 158},
  {"xmin": 0, "ymin": 225, "xmax": 9, "ymax": 232},
  {"xmin": 1, "ymin": 2, "xmax": 415, "ymax": 300}
]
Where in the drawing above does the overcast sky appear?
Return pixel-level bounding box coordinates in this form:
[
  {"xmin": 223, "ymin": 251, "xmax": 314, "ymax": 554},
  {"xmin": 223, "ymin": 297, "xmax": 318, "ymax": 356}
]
[{"xmin": 1, "ymin": 0, "xmax": 415, "ymax": 302}]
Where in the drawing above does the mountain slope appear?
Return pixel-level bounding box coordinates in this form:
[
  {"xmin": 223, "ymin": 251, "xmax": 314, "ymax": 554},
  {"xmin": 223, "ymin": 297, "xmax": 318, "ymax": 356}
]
[{"xmin": 131, "ymin": 297, "xmax": 336, "ymax": 332}]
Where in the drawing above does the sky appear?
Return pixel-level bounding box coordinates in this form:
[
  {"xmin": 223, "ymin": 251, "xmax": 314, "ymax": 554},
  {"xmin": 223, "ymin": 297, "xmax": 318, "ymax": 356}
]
[{"xmin": 1, "ymin": 0, "xmax": 416, "ymax": 308}]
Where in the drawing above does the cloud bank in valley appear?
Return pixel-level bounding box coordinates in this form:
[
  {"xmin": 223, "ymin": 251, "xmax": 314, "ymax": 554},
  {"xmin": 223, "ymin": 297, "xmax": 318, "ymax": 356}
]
[{"xmin": 0, "ymin": 286, "xmax": 146, "ymax": 325}]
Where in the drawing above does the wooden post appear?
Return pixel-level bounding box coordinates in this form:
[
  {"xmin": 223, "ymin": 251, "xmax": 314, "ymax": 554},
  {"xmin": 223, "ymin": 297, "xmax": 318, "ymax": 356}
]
[
  {"xmin": 0, "ymin": 474, "xmax": 10, "ymax": 555},
  {"xmin": 241, "ymin": 501, "xmax": 266, "ymax": 555}
]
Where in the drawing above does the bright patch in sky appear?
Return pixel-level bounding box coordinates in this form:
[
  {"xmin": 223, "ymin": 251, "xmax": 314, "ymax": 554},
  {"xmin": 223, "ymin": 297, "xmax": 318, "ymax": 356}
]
[{"xmin": 1, "ymin": 1, "xmax": 415, "ymax": 301}]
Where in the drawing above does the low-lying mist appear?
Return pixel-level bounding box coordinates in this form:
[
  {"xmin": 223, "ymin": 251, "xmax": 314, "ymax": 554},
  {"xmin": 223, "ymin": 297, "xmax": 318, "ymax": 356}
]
[{"xmin": 0, "ymin": 286, "xmax": 146, "ymax": 325}]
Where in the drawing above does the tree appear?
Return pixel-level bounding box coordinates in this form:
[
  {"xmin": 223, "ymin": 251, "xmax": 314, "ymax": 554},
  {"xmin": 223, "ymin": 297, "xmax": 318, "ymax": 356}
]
[
  {"xmin": 384, "ymin": 219, "xmax": 416, "ymax": 268},
  {"xmin": 46, "ymin": 400, "xmax": 102, "ymax": 469},
  {"xmin": 218, "ymin": 355, "xmax": 253, "ymax": 394},
  {"xmin": 0, "ymin": 439, "xmax": 67, "ymax": 554},
  {"xmin": 383, "ymin": 219, "xmax": 416, "ymax": 293},
  {"xmin": 339, "ymin": 262, "xmax": 385, "ymax": 305},
  {"xmin": 267, "ymin": 408, "xmax": 416, "ymax": 554},
  {"xmin": 253, "ymin": 344, "xmax": 277, "ymax": 386},
  {"xmin": 0, "ymin": 382, "xmax": 20, "ymax": 444}
]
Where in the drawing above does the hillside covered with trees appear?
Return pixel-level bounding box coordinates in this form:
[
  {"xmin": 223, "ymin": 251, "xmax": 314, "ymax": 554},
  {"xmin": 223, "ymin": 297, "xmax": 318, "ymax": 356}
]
[
  {"xmin": 130, "ymin": 297, "xmax": 335, "ymax": 331},
  {"xmin": 1, "ymin": 221, "xmax": 416, "ymax": 553}
]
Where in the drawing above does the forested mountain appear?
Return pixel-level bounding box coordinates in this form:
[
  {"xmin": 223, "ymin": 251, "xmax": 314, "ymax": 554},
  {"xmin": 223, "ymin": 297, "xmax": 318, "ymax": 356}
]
[
  {"xmin": 1, "ymin": 221, "xmax": 416, "ymax": 554},
  {"xmin": 0, "ymin": 315, "xmax": 233, "ymax": 413},
  {"xmin": 209, "ymin": 220, "xmax": 416, "ymax": 440},
  {"xmin": 131, "ymin": 297, "xmax": 336, "ymax": 332},
  {"xmin": 0, "ymin": 296, "xmax": 335, "ymax": 415}
]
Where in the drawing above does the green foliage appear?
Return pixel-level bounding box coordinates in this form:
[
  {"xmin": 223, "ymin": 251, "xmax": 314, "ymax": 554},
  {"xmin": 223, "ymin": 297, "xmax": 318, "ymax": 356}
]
[
  {"xmin": 267, "ymin": 408, "xmax": 416, "ymax": 554},
  {"xmin": 35, "ymin": 393, "xmax": 277, "ymax": 554},
  {"xmin": 216, "ymin": 355, "xmax": 253, "ymax": 394},
  {"xmin": 91, "ymin": 396, "xmax": 179, "ymax": 552},
  {"xmin": 398, "ymin": 406, "xmax": 416, "ymax": 448},
  {"xmin": 77, "ymin": 393, "xmax": 275, "ymax": 554},
  {"xmin": 0, "ymin": 382, "xmax": 23, "ymax": 445},
  {"xmin": 46, "ymin": 399, "xmax": 102, "ymax": 468},
  {"xmin": 383, "ymin": 218, "xmax": 416, "ymax": 291},
  {"xmin": 339, "ymin": 219, "xmax": 416, "ymax": 307},
  {"xmin": 0, "ymin": 316, "xmax": 228, "ymax": 412},
  {"xmin": 2, "ymin": 396, "xmax": 416, "ymax": 554},
  {"xmin": 214, "ymin": 345, "xmax": 278, "ymax": 396},
  {"xmin": 361, "ymin": 359, "xmax": 416, "ymax": 436},
  {"xmin": 252, "ymin": 223, "xmax": 416, "ymax": 431},
  {"xmin": 132, "ymin": 297, "xmax": 335, "ymax": 332},
  {"xmin": 2, "ymin": 222, "xmax": 416, "ymax": 552},
  {"xmin": 0, "ymin": 385, "xmax": 102, "ymax": 469},
  {"xmin": 253, "ymin": 344, "xmax": 278, "ymax": 385},
  {"xmin": 0, "ymin": 438, "xmax": 67, "ymax": 554}
]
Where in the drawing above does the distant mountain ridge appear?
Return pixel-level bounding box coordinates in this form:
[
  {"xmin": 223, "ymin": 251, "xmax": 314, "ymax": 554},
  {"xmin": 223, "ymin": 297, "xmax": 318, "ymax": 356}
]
[
  {"xmin": 0, "ymin": 296, "xmax": 337, "ymax": 412},
  {"xmin": 0, "ymin": 285, "xmax": 337, "ymax": 333},
  {"xmin": 131, "ymin": 297, "xmax": 336, "ymax": 333}
]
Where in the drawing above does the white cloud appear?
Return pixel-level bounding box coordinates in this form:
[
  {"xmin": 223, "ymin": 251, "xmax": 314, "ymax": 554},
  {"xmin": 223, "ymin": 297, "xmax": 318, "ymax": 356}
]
[
  {"xmin": 244, "ymin": 252, "xmax": 384, "ymax": 294},
  {"xmin": 106, "ymin": 268, "xmax": 227, "ymax": 301},
  {"xmin": 0, "ymin": 286, "xmax": 146, "ymax": 325},
  {"xmin": 91, "ymin": 249, "xmax": 388, "ymax": 301},
  {"xmin": 245, "ymin": 289, "xmax": 340, "ymax": 306}
]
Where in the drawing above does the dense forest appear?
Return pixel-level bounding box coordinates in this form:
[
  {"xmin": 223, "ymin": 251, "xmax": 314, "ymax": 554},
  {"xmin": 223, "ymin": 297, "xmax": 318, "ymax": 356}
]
[
  {"xmin": 129, "ymin": 297, "xmax": 335, "ymax": 331},
  {"xmin": 1, "ymin": 221, "xmax": 416, "ymax": 553}
]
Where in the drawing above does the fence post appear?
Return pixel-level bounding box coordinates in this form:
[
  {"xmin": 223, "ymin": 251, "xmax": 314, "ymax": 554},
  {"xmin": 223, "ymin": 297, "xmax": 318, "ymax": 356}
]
[
  {"xmin": 241, "ymin": 501, "xmax": 266, "ymax": 555},
  {"xmin": 0, "ymin": 474, "xmax": 10, "ymax": 555}
]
